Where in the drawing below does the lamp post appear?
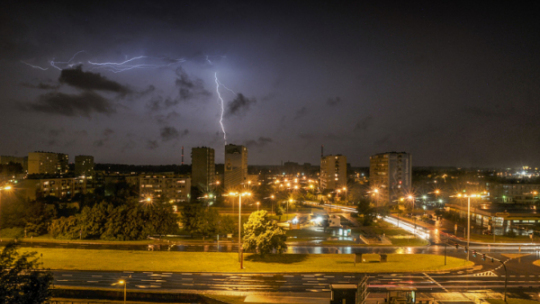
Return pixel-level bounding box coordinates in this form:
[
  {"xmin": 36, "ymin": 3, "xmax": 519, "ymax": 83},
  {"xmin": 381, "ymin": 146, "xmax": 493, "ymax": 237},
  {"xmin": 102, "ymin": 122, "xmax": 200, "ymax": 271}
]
[
  {"xmin": 465, "ymin": 194, "xmax": 478, "ymax": 261},
  {"xmin": 288, "ymin": 198, "xmax": 293, "ymax": 216},
  {"xmin": 117, "ymin": 280, "xmax": 126, "ymax": 304},
  {"xmin": 408, "ymin": 195, "xmax": 416, "ymax": 234},
  {"xmin": 228, "ymin": 191, "xmax": 251, "ymax": 269},
  {"xmin": 0, "ymin": 185, "xmax": 13, "ymax": 237},
  {"xmin": 374, "ymin": 188, "xmax": 379, "ymax": 209},
  {"xmin": 256, "ymin": 201, "xmax": 260, "ymax": 211}
]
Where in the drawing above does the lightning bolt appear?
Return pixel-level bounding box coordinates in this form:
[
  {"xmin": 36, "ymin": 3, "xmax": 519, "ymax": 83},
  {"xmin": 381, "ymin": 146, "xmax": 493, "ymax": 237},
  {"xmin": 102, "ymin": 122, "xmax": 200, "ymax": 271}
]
[
  {"xmin": 20, "ymin": 61, "xmax": 48, "ymax": 70},
  {"xmin": 215, "ymin": 72, "xmax": 227, "ymax": 145},
  {"xmin": 25, "ymin": 50, "xmax": 188, "ymax": 73}
]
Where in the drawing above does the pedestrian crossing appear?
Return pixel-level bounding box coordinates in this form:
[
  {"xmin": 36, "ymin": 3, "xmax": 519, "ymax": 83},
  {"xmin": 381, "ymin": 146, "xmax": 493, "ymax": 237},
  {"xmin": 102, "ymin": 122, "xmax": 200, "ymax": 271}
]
[{"xmin": 473, "ymin": 271, "xmax": 497, "ymax": 277}]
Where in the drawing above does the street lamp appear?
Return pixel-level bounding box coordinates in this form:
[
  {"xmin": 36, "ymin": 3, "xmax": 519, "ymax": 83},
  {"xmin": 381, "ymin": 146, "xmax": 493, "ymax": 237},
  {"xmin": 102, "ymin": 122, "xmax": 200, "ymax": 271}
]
[
  {"xmin": 407, "ymin": 195, "xmax": 416, "ymax": 234},
  {"xmin": 228, "ymin": 191, "xmax": 251, "ymax": 269},
  {"xmin": 465, "ymin": 194, "xmax": 479, "ymax": 261},
  {"xmin": 116, "ymin": 279, "xmax": 127, "ymax": 304},
  {"xmin": 288, "ymin": 198, "xmax": 293, "ymax": 215},
  {"xmin": 0, "ymin": 185, "xmax": 13, "ymax": 237},
  {"xmin": 373, "ymin": 188, "xmax": 379, "ymax": 209}
]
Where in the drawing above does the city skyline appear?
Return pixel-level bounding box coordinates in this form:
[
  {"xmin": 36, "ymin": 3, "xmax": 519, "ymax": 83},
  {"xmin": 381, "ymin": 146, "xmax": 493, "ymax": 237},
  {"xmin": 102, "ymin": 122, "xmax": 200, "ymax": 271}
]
[{"xmin": 1, "ymin": 2, "xmax": 539, "ymax": 167}]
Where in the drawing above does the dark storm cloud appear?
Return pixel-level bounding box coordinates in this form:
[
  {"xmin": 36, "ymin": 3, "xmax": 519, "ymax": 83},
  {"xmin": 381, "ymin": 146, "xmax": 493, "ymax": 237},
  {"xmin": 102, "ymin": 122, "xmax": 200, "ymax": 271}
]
[
  {"xmin": 146, "ymin": 95, "xmax": 178, "ymax": 112},
  {"xmin": 174, "ymin": 66, "xmax": 211, "ymax": 103},
  {"xmin": 48, "ymin": 128, "xmax": 65, "ymax": 137},
  {"xmin": 226, "ymin": 93, "xmax": 256, "ymax": 117},
  {"xmin": 462, "ymin": 105, "xmax": 517, "ymax": 119},
  {"xmin": 103, "ymin": 128, "xmax": 115, "ymax": 137},
  {"xmin": 93, "ymin": 128, "xmax": 115, "ymax": 147},
  {"xmin": 146, "ymin": 140, "xmax": 159, "ymax": 150},
  {"xmin": 20, "ymin": 82, "xmax": 60, "ymax": 90},
  {"xmin": 374, "ymin": 135, "xmax": 391, "ymax": 146},
  {"xmin": 160, "ymin": 126, "xmax": 189, "ymax": 142},
  {"xmin": 293, "ymin": 107, "xmax": 308, "ymax": 120},
  {"xmin": 46, "ymin": 128, "xmax": 64, "ymax": 146},
  {"xmin": 24, "ymin": 91, "xmax": 115, "ymax": 117},
  {"xmin": 245, "ymin": 137, "xmax": 273, "ymax": 148},
  {"xmin": 59, "ymin": 66, "xmax": 130, "ymax": 94},
  {"xmin": 326, "ymin": 97, "xmax": 342, "ymax": 106},
  {"xmin": 354, "ymin": 115, "xmax": 373, "ymax": 131}
]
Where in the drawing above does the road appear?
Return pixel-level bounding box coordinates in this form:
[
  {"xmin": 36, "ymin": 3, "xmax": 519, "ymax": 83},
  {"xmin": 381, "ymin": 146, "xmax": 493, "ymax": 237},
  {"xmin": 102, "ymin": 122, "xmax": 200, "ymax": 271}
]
[{"xmin": 50, "ymin": 248, "xmax": 540, "ymax": 292}]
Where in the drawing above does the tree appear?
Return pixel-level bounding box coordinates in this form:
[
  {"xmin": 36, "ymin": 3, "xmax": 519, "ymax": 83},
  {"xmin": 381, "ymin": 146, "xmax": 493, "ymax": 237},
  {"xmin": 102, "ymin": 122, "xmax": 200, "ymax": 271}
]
[
  {"xmin": 275, "ymin": 206, "xmax": 284, "ymax": 221},
  {"xmin": 0, "ymin": 241, "xmax": 53, "ymax": 303},
  {"xmin": 357, "ymin": 198, "xmax": 374, "ymax": 226},
  {"xmin": 243, "ymin": 210, "xmax": 287, "ymax": 256}
]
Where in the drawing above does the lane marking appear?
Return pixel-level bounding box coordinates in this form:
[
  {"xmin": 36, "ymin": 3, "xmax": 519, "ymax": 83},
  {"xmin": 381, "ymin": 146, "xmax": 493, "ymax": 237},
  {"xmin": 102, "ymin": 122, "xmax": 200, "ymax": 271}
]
[{"xmin": 424, "ymin": 273, "xmax": 448, "ymax": 293}]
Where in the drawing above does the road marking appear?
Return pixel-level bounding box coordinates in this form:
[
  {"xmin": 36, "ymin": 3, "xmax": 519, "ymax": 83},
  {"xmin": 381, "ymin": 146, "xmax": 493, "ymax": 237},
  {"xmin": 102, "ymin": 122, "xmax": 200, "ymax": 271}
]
[
  {"xmin": 86, "ymin": 281, "xmax": 99, "ymax": 283},
  {"xmin": 424, "ymin": 273, "xmax": 448, "ymax": 293},
  {"xmin": 57, "ymin": 279, "xmax": 69, "ymax": 282},
  {"xmin": 91, "ymin": 275, "xmax": 102, "ymax": 278},
  {"xmin": 182, "ymin": 273, "xmax": 192, "ymax": 275}
]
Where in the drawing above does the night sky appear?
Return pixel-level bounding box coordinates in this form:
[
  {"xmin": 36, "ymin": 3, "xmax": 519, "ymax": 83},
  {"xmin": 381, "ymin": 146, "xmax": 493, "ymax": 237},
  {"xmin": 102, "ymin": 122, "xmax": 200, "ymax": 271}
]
[{"xmin": 1, "ymin": 1, "xmax": 539, "ymax": 167}]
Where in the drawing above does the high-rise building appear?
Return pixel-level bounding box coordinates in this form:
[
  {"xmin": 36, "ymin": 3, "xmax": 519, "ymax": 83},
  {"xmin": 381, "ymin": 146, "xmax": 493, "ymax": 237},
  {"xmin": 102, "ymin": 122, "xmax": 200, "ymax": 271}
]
[
  {"xmin": 28, "ymin": 152, "xmax": 69, "ymax": 175},
  {"xmin": 224, "ymin": 144, "xmax": 248, "ymax": 190},
  {"xmin": 320, "ymin": 155, "xmax": 347, "ymax": 190},
  {"xmin": 191, "ymin": 147, "xmax": 215, "ymax": 192},
  {"xmin": 369, "ymin": 152, "xmax": 412, "ymax": 206},
  {"xmin": 75, "ymin": 155, "xmax": 94, "ymax": 177}
]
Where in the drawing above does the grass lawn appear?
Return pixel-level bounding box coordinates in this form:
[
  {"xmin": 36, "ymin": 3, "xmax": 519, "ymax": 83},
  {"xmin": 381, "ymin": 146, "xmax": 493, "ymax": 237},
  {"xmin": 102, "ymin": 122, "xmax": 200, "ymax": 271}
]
[
  {"xmin": 487, "ymin": 298, "xmax": 540, "ymax": 304},
  {"xmin": 0, "ymin": 235, "xmax": 156, "ymax": 245},
  {"xmin": 20, "ymin": 248, "xmax": 472, "ymax": 273}
]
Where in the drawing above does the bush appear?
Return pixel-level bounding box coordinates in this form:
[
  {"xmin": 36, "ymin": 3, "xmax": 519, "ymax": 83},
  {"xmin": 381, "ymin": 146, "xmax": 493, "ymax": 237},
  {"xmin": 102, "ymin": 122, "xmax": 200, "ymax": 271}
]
[{"xmin": 0, "ymin": 227, "xmax": 24, "ymax": 238}]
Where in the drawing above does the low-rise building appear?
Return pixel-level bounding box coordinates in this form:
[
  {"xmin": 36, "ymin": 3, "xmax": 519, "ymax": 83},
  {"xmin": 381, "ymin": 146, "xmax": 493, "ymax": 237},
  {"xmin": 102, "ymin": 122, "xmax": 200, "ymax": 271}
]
[
  {"xmin": 17, "ymin": 177, "xmax": 89, "ymax": 200},
  {"xmin": 488, "ymin": 182, "xmax": 540, "ymax": 204},
  {"xmin": 0, "ymin": 155, "xmax": 28, "ymax": 171},
  {"xmin": 139, "ymin": 174, "xmax": 191, "ymax": 203}
]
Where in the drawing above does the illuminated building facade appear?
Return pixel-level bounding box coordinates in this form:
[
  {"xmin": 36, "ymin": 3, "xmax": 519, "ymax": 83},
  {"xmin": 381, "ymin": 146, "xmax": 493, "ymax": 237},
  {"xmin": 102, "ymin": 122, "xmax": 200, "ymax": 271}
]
[
  {"xmin": 191, "ymin": 147, "xmax": 215, "ymax": 192},
  {"xmin": 75, "ymin": 155, "xmax": 95, "ymax": 177},
  {"xmin": 139, "ymin": 175, "xmax": 191, "ymax": 203},
  {"xmin": 28, "ymin": 152, "xmax": 69, "ymax": 175},
  {"xmin": 320, "ymin": 155, "xmax": 347, "ymax": 190},
  {"xmin": 224, "ymin": 144, "xmax": 248, "ymax": 190},
  {"xmin": 369, "ymin": 152, "xmax": 412, "ymax": 205}
]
